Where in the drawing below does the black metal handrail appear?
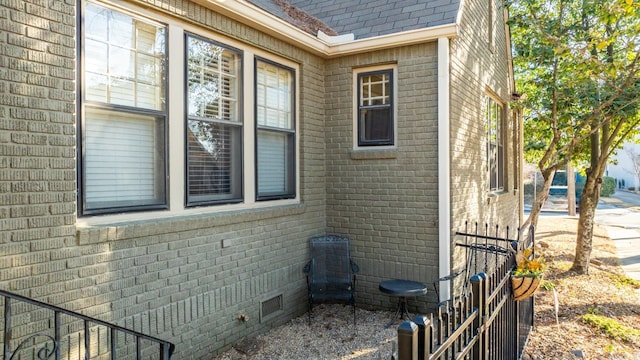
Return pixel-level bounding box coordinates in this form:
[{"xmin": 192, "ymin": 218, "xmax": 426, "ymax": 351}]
[{"xmin": 1, "ymin": 289, "xmax": 175, "ymax": 360}]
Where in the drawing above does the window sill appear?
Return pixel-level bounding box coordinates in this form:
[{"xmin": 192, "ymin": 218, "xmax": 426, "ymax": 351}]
[
  {"xmin": 350, "ymin": 148, "xmax": 398, "ymax": 160},
  {"xmin": 76, "ymin": 200, "xmax": 304, "ymax": 245},
  {"xmin": 486, "ymin": 190, "xmax": 509, "ymax": 203}
]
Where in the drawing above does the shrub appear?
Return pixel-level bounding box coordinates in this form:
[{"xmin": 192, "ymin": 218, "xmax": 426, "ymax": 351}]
[{"xmin": 600, "ymin": 176, "xmax": 616, "ymax": 197}]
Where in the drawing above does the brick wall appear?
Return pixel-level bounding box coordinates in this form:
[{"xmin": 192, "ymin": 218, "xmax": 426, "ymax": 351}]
[
  {"xmin": 449, "ymin": 0, "xmax": 521, "ymax": 269},
  {"xmin": 0, "ymin": 0, "xmax": 77, "ymax": 287},
  {"xmin": 0, "ymin": 0, "xmax": 327, "ymax": 358},
  {"xmin": 324, "ymin": 1, "xmax": 521, "ymax": 309},
  {"xmin": 324, "ymin": 44, "xmax": 441, "ymax": 310}
]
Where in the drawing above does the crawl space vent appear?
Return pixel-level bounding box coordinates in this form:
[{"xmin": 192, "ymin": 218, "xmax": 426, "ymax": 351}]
[{"xmin": 260, "ymin": 294, "xmax": 283, "ymax": 322}]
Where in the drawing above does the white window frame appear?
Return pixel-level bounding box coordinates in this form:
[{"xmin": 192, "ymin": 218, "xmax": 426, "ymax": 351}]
[
  {"xmin": 78, "ymin": 1, "xmax": 300, "ymax": 225},
  {"xmin": 352, "ymin": 65, "xmax": 398, "ymax": 150}
]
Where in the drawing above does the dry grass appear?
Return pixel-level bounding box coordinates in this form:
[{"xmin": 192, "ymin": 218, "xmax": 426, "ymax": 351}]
[
  {"xmin": 213, "ymin": 216, "xmax": 640, "ymax": 359},
  {"xmin": 524, "ymin": 216, "xmax": 640, "ymax": 360}
]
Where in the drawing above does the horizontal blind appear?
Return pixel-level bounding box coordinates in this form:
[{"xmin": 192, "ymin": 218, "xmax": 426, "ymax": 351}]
[
  {"xmin": 186, "ymin": 35, "xmax": 242, "ymax": 203},
  {"xmin": 187, "ymin": 36, "xmax": 239, "ymax": 122},
  {"xmin": 256, "ymin": 60, "xmax": 294, "ymax": 198},
  {"xmin": 256, "ymin": 61, "xmax": 292, "ymax": 129},
  {"xmin": 84, "ymin": 108, "xmax": 164, "ymax": 208},
  {"xmin": 187, "ymin": 121, "xmax": 241, "ymax": 201},
  {"xmin": 81, "ymin": 2, "xmax": 167, "ymax": 213},
  {"xmin": 257, "ymin": 131, "xmax": 287, "ymax": 194}
]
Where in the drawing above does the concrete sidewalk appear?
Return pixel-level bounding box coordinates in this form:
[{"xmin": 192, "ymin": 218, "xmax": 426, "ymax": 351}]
[{"xmin": 597, "ymin": 196, "xmax": 640, "ymax": 281}]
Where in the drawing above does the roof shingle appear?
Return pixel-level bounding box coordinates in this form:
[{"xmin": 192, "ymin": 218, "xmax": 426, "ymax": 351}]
[{"xmin": 250, "ymin": 0, "xmax": 461, "ymax": 39}]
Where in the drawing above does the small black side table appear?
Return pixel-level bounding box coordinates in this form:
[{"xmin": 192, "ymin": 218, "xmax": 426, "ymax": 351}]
[{"xmin": 379, "ymin": 279, "xmax": 428, "ymax": 328}]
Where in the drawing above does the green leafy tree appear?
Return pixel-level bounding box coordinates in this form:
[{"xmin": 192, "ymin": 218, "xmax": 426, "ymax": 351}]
[{"xmin": 507, "ymin": 0, "xmax": 640, "ymax": 274}]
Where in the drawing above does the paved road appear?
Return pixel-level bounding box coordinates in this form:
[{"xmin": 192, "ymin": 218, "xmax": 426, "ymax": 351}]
[{"xmin": 597, "ymin": 190, "xmax": 640, "ymax": 281}]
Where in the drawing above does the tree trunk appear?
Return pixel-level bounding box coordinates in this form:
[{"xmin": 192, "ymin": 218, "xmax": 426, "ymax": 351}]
[
  {"xmin": 522, "ymin": 168, "xmax": 557, "ymax": 234},
  {"xmin": 567, "ymin": 166, "xmax": 576, "ymax": 216},
  {"xmin": 572, "ymin": 172, "xmax": 601, "ymax": 274},
  {"xmin": 572, "ymin": 116, "xmax": 608, "ymax": 274}
]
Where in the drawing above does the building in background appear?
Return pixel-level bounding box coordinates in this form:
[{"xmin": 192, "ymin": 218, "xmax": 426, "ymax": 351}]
[{"xmin": 606, "ymin": 139, "xmax": 640, "ymax": 191}]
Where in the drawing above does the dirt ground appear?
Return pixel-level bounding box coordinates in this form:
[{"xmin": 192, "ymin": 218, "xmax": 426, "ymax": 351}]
[{"xmin": 523, "ymin": 216, "xmax": 640, "ymax": 360}]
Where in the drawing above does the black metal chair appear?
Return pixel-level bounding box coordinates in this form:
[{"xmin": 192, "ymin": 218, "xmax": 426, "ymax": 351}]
[{"xmin": 303, "ymin": 235, "xmax": 359, "ymax": 326}]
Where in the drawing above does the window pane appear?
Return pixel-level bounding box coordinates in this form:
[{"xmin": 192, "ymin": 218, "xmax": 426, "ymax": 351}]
[
  {"xmin": 186, "ymin": 34, "xmax": 242, "ymax": 205},
  {"xmin": 360, "ymin": 108, "xmax": 391, "ymax": 142},
  {"xmin": 360, "ymin": 72, "xmax": 389, "ymax": 107},
  {"xmin": 257, "ymin": 130, "xmax": 294, "ymax": 195},
  {"xmin": 256, "ymin": 60, "xmax": 295, "ymax": 199},
  {"xmin": 83, "ymin": 2, "xmax": 166, "ymax": 110},
  {"xmin": 84, "ymin": 107, "xmax": 165, "ymax": 210},
  {"xmin": 256, "ymin": 61, "xmax": 293, "ymax": 130},
  {"xmin": 357, "ymin": 70, "xmax": 393, "ymax": 146},
  {"xmin": 187, "ymin": 36, "xmax": 240, "ymax": 122},
  {"xmin": 486, "ymin": 96, "xmax": 504, "ymax": 191},
  {"xmin": 187, "ymin": 120, "xmax": 242, "ymax": 202}
]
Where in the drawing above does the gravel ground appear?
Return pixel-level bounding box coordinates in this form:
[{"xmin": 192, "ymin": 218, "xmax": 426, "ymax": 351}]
[{"xmin": 211, "ymin": 304, "xmax": 398, "ymax": 360}]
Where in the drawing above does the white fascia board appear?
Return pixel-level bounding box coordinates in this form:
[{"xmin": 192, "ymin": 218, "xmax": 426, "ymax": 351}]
[
  {"xmin": 456, "ymin": 0, "xmax": 466, "ymax": 26},
  {"xmin": 193, "ymin": 0, "xmax": 458, "ymax": 58},
  {"xmin": 192, "ymin": 0, "xmax": 330, "ymax": 56},
  {"xmin": 326, "ymin": 24, "xmax": 459, "ymax": 56}
]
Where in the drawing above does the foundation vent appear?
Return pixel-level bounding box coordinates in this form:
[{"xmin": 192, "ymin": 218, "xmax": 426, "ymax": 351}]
[{"xmin": 260, "ymin": 294, "xmax": 283, "ymax": 322}]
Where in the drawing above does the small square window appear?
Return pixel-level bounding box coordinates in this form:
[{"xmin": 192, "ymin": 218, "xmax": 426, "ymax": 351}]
[{"xmin": 357, "ymin": 70, "xmax": 394, "ymax": 146}]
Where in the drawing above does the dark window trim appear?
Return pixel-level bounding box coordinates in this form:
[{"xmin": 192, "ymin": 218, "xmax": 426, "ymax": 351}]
[
  {"xmin": 77, "ymin": 0, "xmax": 169, "ymax": 217},
  {"xmin": 184, "ymin": 32, "xmax": 245, "ymax": 208},
  {"xmin": 254, "ymin": 57, "xmax": 297, "ymax": 201},
  {"xmin": 356, "ymin": 69, "xmax": 394, "ymax": 147}
]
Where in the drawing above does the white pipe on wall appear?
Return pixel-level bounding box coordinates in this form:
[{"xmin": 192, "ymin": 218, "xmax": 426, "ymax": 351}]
[{"xmin": 437, "ymin": 37, "xmax": 451, "ymax": 303}]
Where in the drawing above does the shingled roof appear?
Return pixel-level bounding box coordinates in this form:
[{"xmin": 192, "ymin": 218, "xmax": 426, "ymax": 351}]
[{"xmin": 249, "ymin": 0, "xmax": 461, "ymax": 40}]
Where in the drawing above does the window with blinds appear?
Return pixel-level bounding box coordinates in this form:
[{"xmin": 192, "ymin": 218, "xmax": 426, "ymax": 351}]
[
  {"xmin": 486, "ymin": 96, "xmax": 504, "ymax": 191},
  {"xmin": 357, "ymin": 70, "xmax": 394, "ymax": 146},
  {"xmin": 255, "ymin": 59, "xmax": 295, "ymax": 200},
  {"xmin": 80, "ymin": 2, "xmax": 167, "ymax": 214},
  {"xmin": 186, "ymin": 35, "xmax": 243, "ymax": 205}
]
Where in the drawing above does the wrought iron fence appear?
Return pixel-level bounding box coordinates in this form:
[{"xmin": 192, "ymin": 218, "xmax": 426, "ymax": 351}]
[
  {"xmin": 1, "ymin": 289, "xmax": 175, "ymax": 360},
  {"xmin": 394, "ymin": 223, "xmax": 535, "ymax": 360}
]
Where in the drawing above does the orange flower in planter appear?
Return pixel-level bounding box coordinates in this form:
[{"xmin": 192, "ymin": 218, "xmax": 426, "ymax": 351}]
[
  {"xmin": 513, "ymin": 247, "xmax": 546, "ymax": 277},
  {"xmin": 512, "ymin": 246, "xmax": 546, "ymax": 301}
]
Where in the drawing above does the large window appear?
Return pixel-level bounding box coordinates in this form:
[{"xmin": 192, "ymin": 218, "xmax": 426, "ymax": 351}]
[
  {"xmin": 186, "ymin": 35, "xmax": 242, "ymax": 205},
  {"xmin": 357, "ymin": 69, "xmax": 394, "ymax": 146},
  {"xmin": 255, "ymin": 59, "xmax": 295, "ymax": 200},
  {"xmin": 486, "ymin": 96, "xmax": 504, "ymax": 191},
  {"xmin": 79, "ymin": 1, "xmax": 299, "ymax": 218},
  {"xmin": 80, "ymin": 1, "xmax": 167, "ymax": 214}
]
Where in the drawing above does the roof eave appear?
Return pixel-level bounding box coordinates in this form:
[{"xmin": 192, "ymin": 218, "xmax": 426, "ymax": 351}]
[
  {"xmin": 193, "ymin": 0, "xmax": 458, "ymax": 58},
  {"xmin": 326, "ymin": 24, "xmax": 459, "ymax": 56}
]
